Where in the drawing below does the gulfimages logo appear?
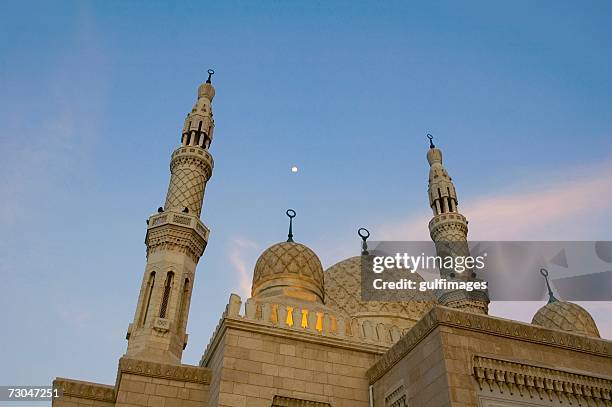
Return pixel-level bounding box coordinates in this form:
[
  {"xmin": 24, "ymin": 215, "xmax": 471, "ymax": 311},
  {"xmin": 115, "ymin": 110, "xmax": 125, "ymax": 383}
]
[{"xmin": 371, "ymin": 252, "xmax": 487, "ymax": 274}]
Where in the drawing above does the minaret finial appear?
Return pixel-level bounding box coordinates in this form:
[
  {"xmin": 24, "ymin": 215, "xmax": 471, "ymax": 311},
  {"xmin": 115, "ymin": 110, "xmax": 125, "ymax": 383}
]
[
  {"xmin": 286, "ymin": 209, "xmax": 296, "ymax": 242},
  {"xmin": 427, "ymin": 133, "xmax": 435, "ymax": 149},
  {"xmin": 358, "ymin": 228, "xmax": 370, "ymax": 255},
  {"xmin": 540, "ymin": 268, "xmax": 558, "ymax": 303},
  {"xmin": 206, "ymin": 69, "xmax": 215, "ymax": 84}
]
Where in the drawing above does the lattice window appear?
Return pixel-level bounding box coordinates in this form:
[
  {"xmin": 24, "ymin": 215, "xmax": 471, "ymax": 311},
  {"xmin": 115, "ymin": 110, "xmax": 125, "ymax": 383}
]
[
  {"xmin": 385, "ymin": 384, "xmax": 407, "ymax": 407},
  {"xmin": 159, "ymin": 271, "xmax": 174, "ymax": 318}
]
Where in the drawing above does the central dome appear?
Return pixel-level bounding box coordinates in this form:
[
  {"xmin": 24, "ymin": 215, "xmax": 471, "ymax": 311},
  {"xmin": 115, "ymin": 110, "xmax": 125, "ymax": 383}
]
[
  {"xmin": 252, "ymin": 242, "xmax": 324, "ymax": 303},
  {"xmin": 324, "ymin": 256, "xmax": 435, "ymax": 330}
]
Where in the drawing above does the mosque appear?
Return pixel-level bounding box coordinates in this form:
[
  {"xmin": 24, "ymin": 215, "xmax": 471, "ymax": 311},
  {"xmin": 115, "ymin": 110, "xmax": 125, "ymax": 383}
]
[{"xmin": 53, "ymin": 73, "xmax": 611, "ymax": 407}]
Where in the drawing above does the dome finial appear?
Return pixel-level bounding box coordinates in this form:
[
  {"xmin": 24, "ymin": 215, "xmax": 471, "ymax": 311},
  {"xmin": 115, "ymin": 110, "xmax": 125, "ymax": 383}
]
[
  {"xmin": 540, "ymin": 268, "xmax": 558, "ymax": 303},
  {"xmin": 286, "ymin": 209, "xmax": 296, "ymax": 242},
  {"xmin": 206, "ymin": 69, "xmax": 215, "ymax": 84},
  {"xmin": 358, "ymin": 228, "xmax": 370, "ymax": 255},
  {"xmin": 427, "ymin": 133, "xmax": 435, "ymax": 149}
]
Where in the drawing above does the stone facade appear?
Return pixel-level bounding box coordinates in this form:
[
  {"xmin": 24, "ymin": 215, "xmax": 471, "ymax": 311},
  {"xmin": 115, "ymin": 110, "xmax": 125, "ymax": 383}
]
[
  {"xmin": 368, "ymin": 306, "xmax": 612, "ymax": 407},
  {"xmin": 199, "ymin": 294, "xmax": 393, "ymax": 407},
  {"xmin": 54, "ymin": 358, "xmax": 211, "ymax": 407},
  {"xmin": 52, "ymin": 77, "xmax": 611, "ymax": 407}
]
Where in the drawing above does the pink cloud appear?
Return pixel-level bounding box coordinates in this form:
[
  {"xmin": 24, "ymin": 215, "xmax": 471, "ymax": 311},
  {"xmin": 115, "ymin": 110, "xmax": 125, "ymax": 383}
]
[
  {"xmin": 378, "ymin": 160, "xmax": 612, "ymax": 241},
  {"xmin": 465, "ymin": 173, "xmax": 612, "ymax": 240},
  {"xmin": 227, "ymin": 238, "xmax": 259, "ymax": 300}
]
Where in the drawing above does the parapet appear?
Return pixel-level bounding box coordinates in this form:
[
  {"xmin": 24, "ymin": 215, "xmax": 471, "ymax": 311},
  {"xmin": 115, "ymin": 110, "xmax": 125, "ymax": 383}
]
[{"xmin": 200, "ymin": 293, "xmax": 411, "ymax": 365}]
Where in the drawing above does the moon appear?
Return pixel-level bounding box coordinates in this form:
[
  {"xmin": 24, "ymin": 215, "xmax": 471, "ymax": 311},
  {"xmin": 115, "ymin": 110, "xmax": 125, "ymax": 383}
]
[{"xmin": 291, "ymin": 165, "xmax": 298, "ymax": 173}]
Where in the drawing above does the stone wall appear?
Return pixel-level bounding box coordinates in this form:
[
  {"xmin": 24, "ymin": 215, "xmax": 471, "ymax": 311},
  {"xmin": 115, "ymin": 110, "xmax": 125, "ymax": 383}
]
[
  {"xmin": 368, "ymin": 306, "xmax": 612, "ymax": 407},
  {"xmin": 441, "ymin": 325, "xmax": 611, "ymax": 407},
  {"xmin": 52, "ymin": 379, "xmax": 116, "ymax": 407},
  {"xmin": 200, "ymin": 294, "xmax": 393, "ymax": 407},
  {"xmin": 53, "ymin": 357, "xmax": 212, "ymax": 407},
  {"xmin": 203, "ymin": 324, "xmax": 381, "ymax": 407},
  {"xmin": 369, "ymin": 327, "xmax": 451, "ymax": 406}
]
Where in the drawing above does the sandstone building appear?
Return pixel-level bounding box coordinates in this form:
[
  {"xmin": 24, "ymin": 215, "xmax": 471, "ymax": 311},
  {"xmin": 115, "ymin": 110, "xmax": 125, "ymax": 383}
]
[{"xmin": 53, "ymin": 74, "xmax": 611, "ymax": 407}]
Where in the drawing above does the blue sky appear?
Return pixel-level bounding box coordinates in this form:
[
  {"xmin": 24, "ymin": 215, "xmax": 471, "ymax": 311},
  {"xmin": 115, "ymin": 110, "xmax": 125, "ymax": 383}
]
[{"xmin": 1, "ymin": 0, "xmax": 611, "ymax": 391}]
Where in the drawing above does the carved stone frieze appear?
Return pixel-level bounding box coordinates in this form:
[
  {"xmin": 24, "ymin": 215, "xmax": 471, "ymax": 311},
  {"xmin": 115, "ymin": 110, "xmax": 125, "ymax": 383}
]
[
  {"xmin": 169, "ymin": 147, "xmax": 214, "ymax": 175},
  {"xmin": 473, "ymin": 355, "xmax": 612, "ymax": 404},
  {"xmin": 145, "ymin": 220, "xmax": 208, "ymax": 261},
  {"xmin": 118, "ymin": 356, "xmax": 212, "ymax": 384},
  {"xmin": 366, "ymin": 306, "xmax": 612, "ymax": 383},
  {"xmin": 271, "ymin": 395, "xmax": 332, "ymax": 407},
  {"xmin": 53, "ymin": 378, "xmax": 115, "ymax": 403}
]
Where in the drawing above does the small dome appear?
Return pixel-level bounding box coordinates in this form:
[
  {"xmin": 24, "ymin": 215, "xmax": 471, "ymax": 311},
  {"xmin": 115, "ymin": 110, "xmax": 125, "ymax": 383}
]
[
  {"xmin": 427, "ymin": 147, "xmax": 443, "ymax": 165},
  {"xmin": 198, "ymin": 82, "xmax": 215, "ymax": 101},
  {"xmin": 324, "ymin": 256, "xmax": 435, "ymax": 330},
  {"xmin": 531, "ymin": 301, "xmax": 600, "ymax": 338},
  {"xmin": 252, "ymin": 242, "xmax": 324, "ymax": 303}
]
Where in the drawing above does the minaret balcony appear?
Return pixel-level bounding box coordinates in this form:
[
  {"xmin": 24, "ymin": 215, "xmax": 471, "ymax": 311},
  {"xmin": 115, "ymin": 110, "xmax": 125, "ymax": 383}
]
[
  {"xmin": 171, "ymin": 146, "xmax": 214, "ymax": 168},
  {"xmin": 145, "ymin": 211, "xmax": 210, "ymax": 261},
  {"xmin": 428, "ymin": 212, "xmax": 467, "ymax": 229},
  {"xmin": 147, "ymin": 211, "xmax": 210, "ymax": 242}
]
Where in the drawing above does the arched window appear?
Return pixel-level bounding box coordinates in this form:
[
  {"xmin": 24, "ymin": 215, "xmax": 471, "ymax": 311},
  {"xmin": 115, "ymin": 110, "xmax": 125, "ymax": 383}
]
[
  {"xmin": 182, "ymin": 122, "xmax": 192, "ymax": 146},
  {"xmin": 159, "ymin": 271, "xmax": 174, "ymax": 318},
  {"xmin": 177, "ymin": 278, "xmax": 190, "ymax": 331},
  {"xmin": 140, "ymin": 271, "xmax": 155, "ymax": 326},
  {"xmin": 437, "ymin": 188, "xmax": 445, "ymax": 214}
]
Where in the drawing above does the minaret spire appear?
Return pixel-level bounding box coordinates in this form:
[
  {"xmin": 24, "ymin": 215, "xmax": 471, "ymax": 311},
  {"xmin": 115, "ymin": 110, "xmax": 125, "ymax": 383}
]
[
  {"xmin": 426, "ymin": 134, "xmax": 489, "ymax": 314},
  {"xmin": 540, "ymin": 268, "xmax": 558, "ymax": 303},
  {"xmin": 164, "ymin": 70, "xmax": 216, "ymax": 217},
  {"xmin": 427, "ymin": 133, "xmax": 435, "ymax": 148},
  {"xmin": 286, "ymin": 209, "xmax": 296, "ymax": 242},
  {"xmin": 125, "ymin": 74, "xmax": 217, "ymax": 364}
]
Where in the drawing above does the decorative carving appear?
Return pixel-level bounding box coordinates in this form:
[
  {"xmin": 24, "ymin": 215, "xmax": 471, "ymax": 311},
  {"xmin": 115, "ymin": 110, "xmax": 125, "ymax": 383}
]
[
  {"xmin": 150, "ymin": 214, "xmax": 168, "ymax": 227},
  {"xmin": 271, "ymin": 395, "xmax": 331, "ymax": 407},
  {"xmin": 385, "ymin": 383, "xmax": 407, "ymax": 407},
  {"xmin": 473, "ymin": 355, "xmax": 612, "ymax": 404},
  {"xmin": 119, "ymin": 356, "xmax": 211, "ymax": 384},
  {"xmin": 367, "ymin": 306, "xmax": 612, "ymax": 383},
  {"xmin": 53, "ymin": 378, "xmax": 115, "ymax": 403},
  {"xmin": 172, "ymin": 214, "xmax": 192, "ymax": 226},
  {"xmin": 145, "ymin": 221, "xmax": 208, "ymax": 262},
  {"xmin": 272, "ymin": 396, "xmax": 331, "ymax": 407},
  {"xmin": 153, "ymin": 317, "xmax": 170, "ymax": 333}
]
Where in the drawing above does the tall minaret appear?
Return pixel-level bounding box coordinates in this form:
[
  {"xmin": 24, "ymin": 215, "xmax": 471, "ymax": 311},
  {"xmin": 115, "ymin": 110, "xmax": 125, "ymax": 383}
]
[
  {"xmin": 426, "ymin": 135, "xmax": 489, "ymax": 314},
  {"xmin": 125, "ymin": 70, "xmax": 217, "ymax": 364}
]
